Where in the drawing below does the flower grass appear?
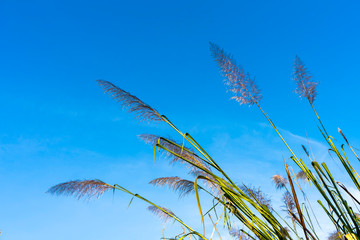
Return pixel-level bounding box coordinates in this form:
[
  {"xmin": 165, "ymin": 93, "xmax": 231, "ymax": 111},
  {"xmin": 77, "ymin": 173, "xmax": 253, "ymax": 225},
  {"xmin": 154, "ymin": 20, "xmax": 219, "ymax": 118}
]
[{"xmin": 48, "ymin": 44, "xmax": 360, "ymax": 240}]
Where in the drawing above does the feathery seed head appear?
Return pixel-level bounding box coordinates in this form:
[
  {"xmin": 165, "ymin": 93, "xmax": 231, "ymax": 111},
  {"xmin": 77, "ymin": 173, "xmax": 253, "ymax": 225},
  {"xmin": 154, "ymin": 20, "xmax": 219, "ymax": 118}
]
[
  {"xmin": 149, "ymin": 177, "xmax": 195, "ymax": 198},
  {"xmin": 210, "ymin": 42, "xmax": 262, "ymax": 106},
  {"xmin": 47, "ymin": 180, "xmax": 114, "ymax": 200},
  {"xmin": 293, "ymin": 56, "xmax": 318, "ymax": 104},
  {"xmin": 147, "ymin": 205, "xmax": 175, "ymax": 223},
  {"xmin": 283, "ymin": 191, "xmax": 296, "ymax": 216},
  {"xmin": 97, "ymin": 80, "xmax": 163, "ymax": 122},
  {"xmin": 230, "ymin": 228, "xmax": 251, "ymax": 240},
  {"xmin": 296, "ymin": 170, "xmax": 308, "ymax": 182},
  {"xmin": 138, "ymin": 134, "xmax": 211, "ymax": 172},
  {"xmin": 240, "ymin": 185, "xmax": 272, "ymax": 210},
  {"xmin": 272, "ymin": 175, "xmax": 288, "ymax": 189}
]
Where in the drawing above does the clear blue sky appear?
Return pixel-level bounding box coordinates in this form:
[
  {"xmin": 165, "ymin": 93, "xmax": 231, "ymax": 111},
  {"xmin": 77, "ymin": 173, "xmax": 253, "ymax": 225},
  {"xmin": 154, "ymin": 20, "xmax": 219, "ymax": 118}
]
[{"xmin": 2, "ymin": 0, "xmax": 360, "ymax": 239}]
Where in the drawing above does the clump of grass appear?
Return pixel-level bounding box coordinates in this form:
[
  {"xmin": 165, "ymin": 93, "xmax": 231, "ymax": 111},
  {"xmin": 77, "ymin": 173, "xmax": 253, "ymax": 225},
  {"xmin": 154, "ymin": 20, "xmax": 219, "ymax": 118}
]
[{"xmin": 48, "ymin": 44, "xmax": 360, "ymax": 240}]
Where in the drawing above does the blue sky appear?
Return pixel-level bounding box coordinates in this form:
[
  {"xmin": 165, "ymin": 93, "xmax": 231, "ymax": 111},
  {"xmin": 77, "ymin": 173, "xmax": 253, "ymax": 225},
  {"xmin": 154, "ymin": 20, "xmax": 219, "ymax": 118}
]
[{"xmin": 2, "ymin": 0, "xmax": 360, "ymax": 239}]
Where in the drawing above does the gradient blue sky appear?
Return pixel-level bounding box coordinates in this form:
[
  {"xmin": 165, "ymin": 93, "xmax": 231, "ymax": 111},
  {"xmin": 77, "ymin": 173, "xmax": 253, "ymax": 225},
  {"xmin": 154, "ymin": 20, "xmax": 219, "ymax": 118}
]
[{"xmin": 2, "ymin": 0, "xmax": 360, "ymax": 239}]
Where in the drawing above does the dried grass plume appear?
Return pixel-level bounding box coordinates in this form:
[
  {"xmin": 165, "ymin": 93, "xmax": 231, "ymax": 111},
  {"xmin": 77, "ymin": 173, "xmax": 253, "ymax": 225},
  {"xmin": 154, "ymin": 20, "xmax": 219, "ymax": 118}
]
[
  {"xmin": 149, "ymin": 177, "xmax": 195, "ymax": 198},
  {"xmin": 296, "ymin": 170, "xmax": 308, "ymax": 182},
  {"xmin": 138, "ymin": 134, "xmax": 210, "ymax": 172},
  {"xmin": 47, "ymin": 180, "xmax": 114, "ymax": 200},
  {"xmin": 210, "ymin": 42, "xmax": 262, "ymax": 106},
  {"xmin": 97, "ymin": 80, "xmax": 163, "ymax": 122},
  {"xmin": 240, "ymin": 185, "xmax": 272, "ymax": 210},
  {"xmin": 230, "ymin": 228, "xmax": 252, "ymax": 240},
  {"xmin": 283, "ymin": 191, "xmax": 296, "ymax": 217},
  {"xmin": 272, "ymin": 175, "xmax": 288, "ymax": 189},
  {"xmin": 293, "ymin": 56, "xmax": 318, "ymax": 104},
  {"xmin": 147, "ymin": 205, "xmax": 175, "ymax": 223}
]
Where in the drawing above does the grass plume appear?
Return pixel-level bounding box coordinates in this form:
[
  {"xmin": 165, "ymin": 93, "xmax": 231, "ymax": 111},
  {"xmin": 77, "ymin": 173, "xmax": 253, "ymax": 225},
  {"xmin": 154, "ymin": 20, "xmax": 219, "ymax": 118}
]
[
  {"xmin": 210, "ymin": 42, "xmax": 262, "ymax": 106},
  {"xmin": 47, "ymin": 180, "xmax": 114, "ymax": 200},
  {"xmin": 283, "ymin": 191, "xmax": 296, "ymax": 218},
  {"xmin": 293, "ymin": 56, "xmax": 318, "ymax": 104},
  {"xmin": 296, "ymin": 171, "xmax": 307, "ymax": 182},
  {"xmin": 138, "ymin": 134, "xmax": 211, "ymax": 172},
  {"xmin": 149, "ymin": 177, "xmax": 195, "ymax": 198},
  {"xmin": 230, "ymin": 228, "xmax": 252, "ymax": 240},
  {"xmin": 272, "ymin": 174, "xmax": 288, "ymax": 189},
  {"xmin": 239, "ymin": 185, "xmax": 272, "ymax": 210},
  {"xmin": 97, "ymin": 80, "xmax": 163, "ymax": 122},
  {"xmin": 147, "ymin": 205, "xmax": 176, "ymax": 223}
]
